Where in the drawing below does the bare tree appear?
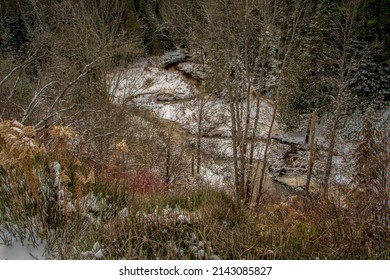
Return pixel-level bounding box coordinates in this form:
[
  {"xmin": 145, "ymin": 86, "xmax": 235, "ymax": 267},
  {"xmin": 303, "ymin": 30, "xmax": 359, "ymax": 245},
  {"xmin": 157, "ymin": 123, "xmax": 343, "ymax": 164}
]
[
  {"xmin": 252, "ymin": 0, "xmax": 310, "ymax": 205},
  {"xmin": 182, "ymin": 0, "xmax": 310, "ymax": 204},
  {"xmin": 321, "ymin": 0, "xmax": 366, "ymax": 200},
  {"xmin": 1, "ymin": 0, "xmax": 141, "ymax": 142}
]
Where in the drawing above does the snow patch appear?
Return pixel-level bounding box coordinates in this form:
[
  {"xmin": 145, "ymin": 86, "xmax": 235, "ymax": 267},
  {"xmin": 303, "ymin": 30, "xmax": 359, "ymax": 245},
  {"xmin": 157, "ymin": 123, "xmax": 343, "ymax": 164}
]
[{"xmin": 0, "ymin": 225, "xmax": 47, "ymax": 260}]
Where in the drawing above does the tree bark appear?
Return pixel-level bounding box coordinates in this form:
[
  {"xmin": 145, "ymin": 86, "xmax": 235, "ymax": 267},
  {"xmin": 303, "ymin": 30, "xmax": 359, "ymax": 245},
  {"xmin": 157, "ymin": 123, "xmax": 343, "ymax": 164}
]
[
  {"xmin": 166, "ymin": 143, "xmax": 171, "ymax": 185},
  {"xmin": 254, "ymin": 103, "xmax": 277, "ymax": 206},
  {"xmin": 196, "ymin": 98, "xmax": 204, "ymax": 175},
  {"xmin": 322, "ymin": 104, "xmax": 341, "ymax": 200},
  {"xmin": 305, "ymin": 109, "xmax": 317, "ymax": 195}
]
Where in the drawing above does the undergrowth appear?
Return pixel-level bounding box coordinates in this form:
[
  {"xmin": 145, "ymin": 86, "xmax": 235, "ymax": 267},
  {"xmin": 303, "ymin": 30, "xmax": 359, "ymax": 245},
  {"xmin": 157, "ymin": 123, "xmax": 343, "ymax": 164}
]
[{"xmin": 0, "ymin": 120, "xmax": 389, "ymax": 260}]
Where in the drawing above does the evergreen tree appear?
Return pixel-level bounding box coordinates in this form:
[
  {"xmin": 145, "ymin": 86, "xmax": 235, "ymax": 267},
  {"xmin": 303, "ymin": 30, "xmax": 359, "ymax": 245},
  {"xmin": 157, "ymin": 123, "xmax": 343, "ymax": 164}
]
[{"xmin": 0, "ymin": 0, "xmax": 32, "ymax": 55}]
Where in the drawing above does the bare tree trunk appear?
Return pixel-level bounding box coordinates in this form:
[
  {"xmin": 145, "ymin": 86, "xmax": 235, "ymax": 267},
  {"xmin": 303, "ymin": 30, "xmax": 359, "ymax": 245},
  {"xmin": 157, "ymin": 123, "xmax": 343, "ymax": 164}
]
[
  {"xmin": 246, "ymin": 96, "xmax": 261, "ymax": 202},
  {"xmin": 191, "ymin": 153, "xmax": 195, "ymax": 176},
  {"xmin": 304, "ymin": 115, "xmax": 312, "ymax": 145},
  {"xmin": 234, "ymin": 86, "xmax": 245, "ymax": 199},
  {"xmin": 322, "ymin": 104, "xmax": 341, "ymax": 200},
  {"xmin": 196, "ymin": 49, "xmax": 207, "ymax": 175},
  {"xmin": 254, "ymin": 103, "xmax": 277, "ymax": 206},
  {"xmin": 223, "ymin": 0, "xmax": 241, "ymax": 201},
  {"xmin": 239, "ymin": 0, "xmax": 254, "ymax": 202},
  {"xmin": 166, "ymin": 143, "xmax": 171, "ymax": 185},
  {"xmin": 240, "ymin": 82, "xmax": 252, "ymax": 201},
  {"xmin": 229, "ymin": 93, "xmax": 241, "ymax": 200},
  {"xmin": 305, "ymin": 109, "xmax": 317, "ymax": 195},
  {"xmin": 321, "ymin": 0, "xmax": 362, "ymax": 201},
  {"xmin": 196, "ymin": 97, "xmax": 204, "ymax": 175}
]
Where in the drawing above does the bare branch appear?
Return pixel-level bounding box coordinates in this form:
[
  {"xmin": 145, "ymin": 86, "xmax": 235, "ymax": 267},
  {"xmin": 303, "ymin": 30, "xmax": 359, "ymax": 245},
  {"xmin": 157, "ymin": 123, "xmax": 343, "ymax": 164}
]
[
  {"xmin": 83, "ymin": 128, "xmax": 122, "ymax": 145},
  {"xmin": 0, "ymin": 74, "xmax": 21, "ymax": 119},
  {"xmin": 48, "ymin": 56, "xmax": 108, "ymax": 114},
  {"xmin": 21, "ymin": 80, "xmax": 59, "ymax": 123},
  {"xmin": 0, "ymin": 51, "xmax": 42, "ymax": 88},
  {"xmin": 9, "ymin": 101, "xmax": 25, "ymax": 112},
  {"xmin": 34, "ymin": 105, "xmax": 76, "ymax": 130}
]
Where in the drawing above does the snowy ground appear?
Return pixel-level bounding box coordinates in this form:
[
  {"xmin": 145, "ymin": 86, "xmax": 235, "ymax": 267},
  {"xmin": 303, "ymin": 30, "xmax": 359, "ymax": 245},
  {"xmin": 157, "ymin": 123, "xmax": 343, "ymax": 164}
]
[
  {"xmin": 0, "ymin": 225, "xmax": 47, "ymax": 260},
  {"xmin": 108, "ymin": 59, "xmax": 194, "ymax": 104},
  {"xmin": 107, "ymin": 55, "xmax": 288, "ymax": 190}
]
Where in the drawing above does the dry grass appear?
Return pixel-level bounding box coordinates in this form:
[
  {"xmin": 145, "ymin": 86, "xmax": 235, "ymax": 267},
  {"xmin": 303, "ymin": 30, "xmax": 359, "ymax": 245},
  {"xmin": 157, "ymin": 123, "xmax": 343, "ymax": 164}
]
[{"xmin": 0, "ymin": 120, "xmax": 389, "ymax": 260}]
